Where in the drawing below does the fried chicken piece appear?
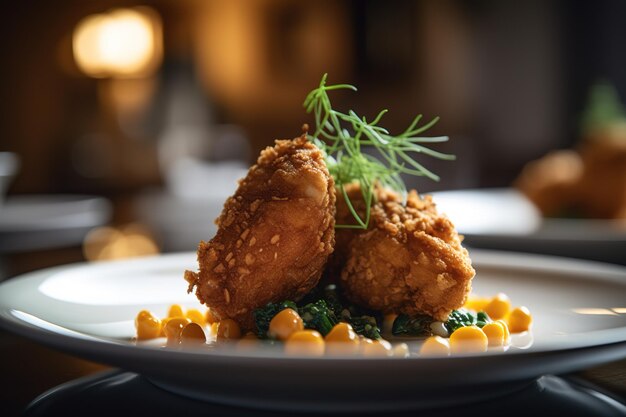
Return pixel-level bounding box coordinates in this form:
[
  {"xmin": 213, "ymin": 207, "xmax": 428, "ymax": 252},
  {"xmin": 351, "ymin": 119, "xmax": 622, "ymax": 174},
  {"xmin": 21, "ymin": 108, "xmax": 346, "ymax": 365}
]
[
  {"xmin": 515, "ymin": 124, "xmax": 626, "ymax": 220},
  {"xmin": 576, "ymin": 126, "xmax": 626, "ymax": 219},
  {"xmin": 325, "ymin": 184, "xmax": 401, "ymax": 279},
  {"xmin": 514, "ymin": 150, "xmax": 583, "ymax": 217},
  {"xmin": 185, "ymin": 134, "xmax": 336, "ymax": 330},
  {"xmin": 337, "ymin": 184, "xmax": 475, "ymax": 321}
]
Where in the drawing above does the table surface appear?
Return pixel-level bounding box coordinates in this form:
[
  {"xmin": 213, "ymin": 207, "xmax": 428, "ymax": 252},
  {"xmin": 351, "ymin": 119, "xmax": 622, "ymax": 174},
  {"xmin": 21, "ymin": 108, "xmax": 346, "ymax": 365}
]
[{"xmin": 19, "ymin": 370, "xmax": 626, "ymax": 417}]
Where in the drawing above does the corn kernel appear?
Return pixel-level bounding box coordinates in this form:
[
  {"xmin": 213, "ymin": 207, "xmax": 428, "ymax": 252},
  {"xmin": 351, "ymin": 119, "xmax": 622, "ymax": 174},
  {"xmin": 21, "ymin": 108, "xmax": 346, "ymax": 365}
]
[
  {"xmin": 167, "ymin": 304, "xmax": 185, "ymax": 318},
  {"xmin": 325, "ymin": 323, "xmax": 360, "ymax": 355},
  {"xmin": 361, "ymin": 339, "xmax": 392, "ymax": 357},
  {"xmin": 216, "ymin": 318, "xmax": 242, "ymax": 340},
  {"xmin": 186, "ymin": 309, "xmax": 205, "ymax": 326},
  {"xmin": 482, "ymin": 322, "xmax": 505, "ymax": 347},
  {"xmin": 285, "ymin": 330, "xmax": 325, "ymax": 356},
  {"xmin": 269, "ymin": 308, "xmax": 304, "ymax": 341},
  {"xmin": 508, "ymin": 306, "xmax": 533, "ymax": 333},
  {"xmin": 496, "ymin": 319, "xmax": 511, "ymax": 344},
  {"xmin": 449, "ymin": 326, "xmax": 488, "ymax": 354},
  {"xmin": 419, "ymin": 336, "xmax": 450, "ymax": 356},
  {"xmin": 392, "ymin": 342, "xmax": 410, "ymax": 358},
  {"xmin": 163, "ymin": 317, "xmax": 191, "ymax": 345},
  {"xmin": 485, "ymin": 293, "xmax": 511, "ymax": 320},
  {"xmin": 135, "ymin": 310, "xmax": 162, "ymax": 340},
  {"xmin": 464, "ymin": 296, "xmax": 490, "ymax": 312},
  {"xmin": 180, "ymin": 322, "xmax": 206, "ymax": 345},
  {"xmin": 159, "ymin": 317, "xmax": 170, "ymax": 337}
]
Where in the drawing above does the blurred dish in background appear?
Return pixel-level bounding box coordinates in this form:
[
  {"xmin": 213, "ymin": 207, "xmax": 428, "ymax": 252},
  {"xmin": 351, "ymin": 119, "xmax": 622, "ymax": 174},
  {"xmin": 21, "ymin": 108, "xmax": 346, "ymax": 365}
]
[
  {"xmin": 431, "ymin": 188, "xmax": 626, "ymax": 265},
  {"xmin": 430, "ymin": 188, "xmax": 541, "ymax": 236},
  {"xmin": 0, "ymin": 152, "xmax": 20, "ymax": 206},
  {"xmin": 0, "ymin": 195, "xmax": 112, "ymax": 254},
  {"xmin": 515, "ymin": 128, "xmax": 626, "ymax": 221},
  {"xmin": 515, "ymin": 82, "xmax": 626, "ymax": 221},
  {"xmin": 135, "ymin": 87, "xmax": 250, "ymax": 253},
  {"xmin": 134, "ymin": 160, "xmax": 247, "ymax": 253}
]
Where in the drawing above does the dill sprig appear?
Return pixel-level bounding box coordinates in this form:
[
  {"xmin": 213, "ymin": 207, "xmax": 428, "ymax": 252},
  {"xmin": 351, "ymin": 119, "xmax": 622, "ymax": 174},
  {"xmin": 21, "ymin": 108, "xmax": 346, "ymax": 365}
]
[{"xmin": 303, "ymin": 74, "xmax": 455, "ymax": 229}]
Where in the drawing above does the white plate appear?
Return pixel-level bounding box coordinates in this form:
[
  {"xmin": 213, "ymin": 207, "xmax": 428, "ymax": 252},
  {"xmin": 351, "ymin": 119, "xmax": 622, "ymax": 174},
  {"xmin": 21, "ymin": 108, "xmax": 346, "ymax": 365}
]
[
  {"xmin": 431, "ymin": 188, "xmax": 626, "ymax": 265},
  {"xmin": 0, "ymin": 251, "xmax": 625, "ymax": 411}
]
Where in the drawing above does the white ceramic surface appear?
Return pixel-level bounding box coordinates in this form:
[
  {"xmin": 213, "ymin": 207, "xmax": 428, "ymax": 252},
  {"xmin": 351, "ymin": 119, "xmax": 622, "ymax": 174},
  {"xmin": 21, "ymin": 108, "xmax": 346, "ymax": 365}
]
[
  {"xmin": 430, "ymin": 188, "xmax": 542, "ymax": 235},
  {"xmin": 431, "ymin": 188, "xmax": 626, "ymax": 264},
  {"xmin": 0, "ymin": 251, "xmax": 625, "ymax": 411}
]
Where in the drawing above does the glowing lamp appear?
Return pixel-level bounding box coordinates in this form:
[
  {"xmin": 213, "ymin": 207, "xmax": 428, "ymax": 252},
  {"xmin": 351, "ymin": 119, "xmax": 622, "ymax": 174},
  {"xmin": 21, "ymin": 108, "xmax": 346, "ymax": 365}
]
[{"xmin": 73, "ymin": 7, "xmax": 162, "ymax": 78}]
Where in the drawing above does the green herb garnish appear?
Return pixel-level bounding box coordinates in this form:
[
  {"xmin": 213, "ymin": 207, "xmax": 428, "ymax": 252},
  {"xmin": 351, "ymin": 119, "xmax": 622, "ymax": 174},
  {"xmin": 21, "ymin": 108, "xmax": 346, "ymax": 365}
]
[
  {"xmin": 580, "ymin": 81, "xmax": 626, "ymax": 135},
  {"xmin": 303, "ymin": 74, "xmax": 455, "ymax": 228}
]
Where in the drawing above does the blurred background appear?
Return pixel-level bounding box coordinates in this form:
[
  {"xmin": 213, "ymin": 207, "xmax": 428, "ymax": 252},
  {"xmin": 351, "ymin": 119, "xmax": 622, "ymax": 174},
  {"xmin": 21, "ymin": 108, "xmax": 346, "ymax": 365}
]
[{"xmin": 1, "ymin": 0, "xmax": 626, "ymax": 272}]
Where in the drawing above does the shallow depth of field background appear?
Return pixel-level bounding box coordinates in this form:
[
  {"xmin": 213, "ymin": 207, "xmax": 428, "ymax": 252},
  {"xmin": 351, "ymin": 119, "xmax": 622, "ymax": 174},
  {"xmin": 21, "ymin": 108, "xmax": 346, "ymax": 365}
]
[{"xmin": 1, "ymin": 0, "xmax": 625, "ymax": 265}]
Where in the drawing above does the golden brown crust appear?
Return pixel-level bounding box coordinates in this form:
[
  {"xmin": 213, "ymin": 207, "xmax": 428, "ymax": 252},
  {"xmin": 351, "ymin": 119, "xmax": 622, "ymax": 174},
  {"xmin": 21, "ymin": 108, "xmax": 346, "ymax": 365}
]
[
  {"xmin": 325, "ymin": 183, "xmax": 404, "ymax": 281},
  {"xmin": 337, "ymin": 185, "xmax": 475, "ymax": 321},
  {"xmin": 185, "ymin": 134, "xmax": 336, "ymax": 330}
]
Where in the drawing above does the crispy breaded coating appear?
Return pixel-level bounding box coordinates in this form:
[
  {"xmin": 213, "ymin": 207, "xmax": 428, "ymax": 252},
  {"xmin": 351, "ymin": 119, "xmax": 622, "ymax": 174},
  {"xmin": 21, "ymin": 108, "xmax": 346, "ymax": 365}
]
[
  {"xmin": 330, "ymin": 184, "xmax": 401, "ymax": 270},
  {"xmin": 337, "ymin": 184, "xmax": 475, "ymax": 321},
  {"xmin": 185, "ymin": 134, "xmax": 335, "ymax": 330}
]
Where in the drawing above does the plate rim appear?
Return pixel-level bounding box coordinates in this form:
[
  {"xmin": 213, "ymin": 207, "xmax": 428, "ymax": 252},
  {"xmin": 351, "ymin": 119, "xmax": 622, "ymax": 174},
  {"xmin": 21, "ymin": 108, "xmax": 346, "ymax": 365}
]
[{"xmin": 0, "ymin": 249, "xmax": 625, "ymax": 357}]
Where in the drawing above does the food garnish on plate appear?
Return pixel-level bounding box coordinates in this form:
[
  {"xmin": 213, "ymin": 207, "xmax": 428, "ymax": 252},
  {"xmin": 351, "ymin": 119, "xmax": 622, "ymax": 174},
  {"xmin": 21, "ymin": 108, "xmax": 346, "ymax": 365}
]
[
  {"xmin": 515, "ymin": 82, "xmax": 626, "ymax": 220},
  {"xmin": 136, "ymin": 75, "xmax": 533, "ymax": 356}
]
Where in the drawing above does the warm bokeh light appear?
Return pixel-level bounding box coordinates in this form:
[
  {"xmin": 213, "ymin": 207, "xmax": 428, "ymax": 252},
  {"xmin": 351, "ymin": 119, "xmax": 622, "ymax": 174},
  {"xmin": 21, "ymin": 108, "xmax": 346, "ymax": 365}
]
[
  {"xmin": 73, "ymin": 7, "xmax": 162, "ymax": 78},
  {"xmin": 194, "ymin": 0, "xmax": 352, "ymax": 117},
  {"xmin": 83, "ymin": 223, "xmax": 159, "ymax": 261}
]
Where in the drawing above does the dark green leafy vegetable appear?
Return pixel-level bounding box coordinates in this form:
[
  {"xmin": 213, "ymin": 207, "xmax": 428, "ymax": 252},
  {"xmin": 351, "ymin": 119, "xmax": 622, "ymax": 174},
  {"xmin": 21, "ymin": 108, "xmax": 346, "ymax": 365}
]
[
  {"xmin": 444, "ymin": 309, "xmax": 491, "ymax": 333},
  {"xmin": 252, "ymin": 285, "xmax": 384, "ymax": 339},
  {"xmin": 322, "ymin": 284, "xmax": 344, "ymax": 316},
  {"xmin": 348, "ymin": 315, "xmax": 381, "ymax": 340},
  {"xmin": 391, "ymin": 314, "xmax": 434, "ymax": 337},
  {"xmin": 321, "ymin": 285, "xmax": 382, "ymax": 339},
  {"xmin": 476, "ymin": 311, "xmax": 491, "ymax": 327},
  {"xmin": 298, "ymin": 299, "xmax": 338, "ymax": 336},
  {"xmin": 253, "ymin": 300, "xmax": 297, "ymax": 339},
  {"xmin": 299, "ymin": 284, "xmax": 382, "ymax": 339}
]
